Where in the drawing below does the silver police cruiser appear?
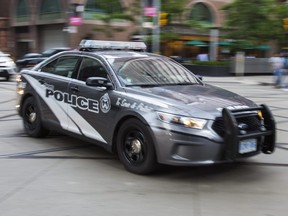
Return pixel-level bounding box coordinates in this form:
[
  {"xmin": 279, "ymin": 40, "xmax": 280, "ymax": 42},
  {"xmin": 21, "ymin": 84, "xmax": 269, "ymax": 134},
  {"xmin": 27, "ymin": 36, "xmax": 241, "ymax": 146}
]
[{"xmin": 16, "ymin": 40, "xmax": 276, "ymax": 174}]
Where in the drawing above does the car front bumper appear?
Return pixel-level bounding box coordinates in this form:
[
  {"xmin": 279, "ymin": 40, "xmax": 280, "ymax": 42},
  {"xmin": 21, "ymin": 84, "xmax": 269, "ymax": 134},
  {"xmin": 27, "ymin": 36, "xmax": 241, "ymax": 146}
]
[{"xmin": 152, "ymin": 104, "xmax": 276, "ymax": 166}]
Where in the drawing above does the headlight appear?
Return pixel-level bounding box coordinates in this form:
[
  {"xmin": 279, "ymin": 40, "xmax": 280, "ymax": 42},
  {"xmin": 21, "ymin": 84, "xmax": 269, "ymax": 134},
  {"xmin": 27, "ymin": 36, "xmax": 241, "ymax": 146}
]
[
  {"xmin": 16, "ymin": 75, "xmax": 26, "ymax": 95},
  {"xmin": 157, "ymin": 112, "xmax": 207, "ymax": 129},
  {"xmin": 15, "ymin": 74, "xmax": 22, "ymax": 82}
]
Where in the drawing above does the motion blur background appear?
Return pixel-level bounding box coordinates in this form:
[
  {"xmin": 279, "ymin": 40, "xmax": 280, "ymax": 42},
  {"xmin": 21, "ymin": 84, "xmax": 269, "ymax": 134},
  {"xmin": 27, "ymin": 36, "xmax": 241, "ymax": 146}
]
[{"xmin": 1, "ymin": 0, "xmax": 288, "ymax": 75}]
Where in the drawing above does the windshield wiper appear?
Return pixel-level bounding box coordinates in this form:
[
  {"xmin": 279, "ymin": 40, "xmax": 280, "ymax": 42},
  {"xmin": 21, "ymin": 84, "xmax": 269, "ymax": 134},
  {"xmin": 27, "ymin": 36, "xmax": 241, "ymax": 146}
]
[
  {"xmin": 125, "ymin": 82, "xmax": 199, "ymax": 88},
  {"xmin": 173, "ymin": 82, "xmax": 199, "ymax": 86}
]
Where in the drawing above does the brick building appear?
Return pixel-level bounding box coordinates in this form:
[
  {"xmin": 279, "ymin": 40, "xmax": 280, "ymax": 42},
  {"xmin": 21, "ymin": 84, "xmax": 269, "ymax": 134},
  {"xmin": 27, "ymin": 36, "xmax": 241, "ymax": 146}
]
[
  {"xmin": 0, "ymin": 0, "xmax": 10, "ymax": 53},
  {"xmin": 5, "ymin": 0, "xmax": 232, "ymax": 58}
]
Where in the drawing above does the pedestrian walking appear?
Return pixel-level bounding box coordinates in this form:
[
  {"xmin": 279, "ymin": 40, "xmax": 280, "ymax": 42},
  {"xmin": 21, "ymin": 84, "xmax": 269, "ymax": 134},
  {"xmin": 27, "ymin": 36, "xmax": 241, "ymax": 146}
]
[
  {"xmin": 269, "ymin": 52, "xmax": 285, "ymax": 88},
  {"xmin": 281, "ymin": 52, "xmax": 288, "ymax": 88}
]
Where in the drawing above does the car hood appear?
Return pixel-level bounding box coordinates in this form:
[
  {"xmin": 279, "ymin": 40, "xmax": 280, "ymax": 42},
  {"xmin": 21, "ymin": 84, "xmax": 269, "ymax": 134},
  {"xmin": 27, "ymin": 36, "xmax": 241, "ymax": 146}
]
[{"xmin": 124, "ymin": 84, "xmax": 257, "ymax": 118}]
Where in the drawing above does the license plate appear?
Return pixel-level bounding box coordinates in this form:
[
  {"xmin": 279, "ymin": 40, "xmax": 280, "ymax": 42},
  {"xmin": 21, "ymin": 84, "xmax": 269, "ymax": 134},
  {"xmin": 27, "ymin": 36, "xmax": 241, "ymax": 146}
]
[{"xmin": 239, "ymin": 139, "xmax": 257, "ymax": 154}]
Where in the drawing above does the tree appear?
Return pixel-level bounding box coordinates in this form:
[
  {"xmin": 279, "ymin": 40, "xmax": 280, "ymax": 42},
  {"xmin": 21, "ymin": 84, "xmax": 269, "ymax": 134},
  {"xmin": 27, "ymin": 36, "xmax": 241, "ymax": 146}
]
[
  {"xmin": 89, "ymin": 0, "xmax": 136, "ymax": 38},
  {"xmin": 162, "ymin": 0, "xmax": 186, "ymax": 22},
  {"xmin": 222, "ymin": 0, "xmax": 288, "ymax": 47}
]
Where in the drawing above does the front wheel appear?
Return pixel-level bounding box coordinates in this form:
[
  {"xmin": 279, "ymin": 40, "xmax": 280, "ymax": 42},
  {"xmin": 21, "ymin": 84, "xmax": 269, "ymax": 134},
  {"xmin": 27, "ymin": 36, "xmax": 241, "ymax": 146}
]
[
  {"xmin": 22, "ymin": 97, "xmax": 49, "ymax": 137},
  {"xmin": 117, "ymin": 118, "xmax": 158, "ymax": 175}
]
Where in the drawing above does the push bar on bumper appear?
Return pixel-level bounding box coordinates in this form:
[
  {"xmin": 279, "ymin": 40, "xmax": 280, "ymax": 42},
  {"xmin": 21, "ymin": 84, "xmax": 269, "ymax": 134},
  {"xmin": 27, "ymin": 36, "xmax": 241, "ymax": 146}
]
[{"xmin": 222, "ymin": 104, "xmax": 276, "ymax": 160}]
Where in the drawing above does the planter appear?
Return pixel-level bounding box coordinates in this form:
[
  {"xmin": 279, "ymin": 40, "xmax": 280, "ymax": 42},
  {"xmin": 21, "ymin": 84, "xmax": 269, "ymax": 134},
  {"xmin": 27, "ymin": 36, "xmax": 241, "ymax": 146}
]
[{"xmin": 182, "ymin": 64, "xmax": 230, "ymax": 77}]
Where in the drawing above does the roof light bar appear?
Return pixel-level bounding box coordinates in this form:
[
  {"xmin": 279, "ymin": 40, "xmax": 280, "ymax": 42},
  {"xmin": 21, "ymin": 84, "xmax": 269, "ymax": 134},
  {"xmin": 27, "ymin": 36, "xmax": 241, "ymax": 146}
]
[{"xmin": 79, "ymin": 40, "xmax": 147, "ymax": 51}]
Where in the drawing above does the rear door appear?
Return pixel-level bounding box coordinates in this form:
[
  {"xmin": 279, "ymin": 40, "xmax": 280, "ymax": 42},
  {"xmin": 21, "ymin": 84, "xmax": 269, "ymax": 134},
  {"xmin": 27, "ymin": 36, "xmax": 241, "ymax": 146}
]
[{"xmin": 33, "ymin": 55, "xmax": 81, "ymax": 130}]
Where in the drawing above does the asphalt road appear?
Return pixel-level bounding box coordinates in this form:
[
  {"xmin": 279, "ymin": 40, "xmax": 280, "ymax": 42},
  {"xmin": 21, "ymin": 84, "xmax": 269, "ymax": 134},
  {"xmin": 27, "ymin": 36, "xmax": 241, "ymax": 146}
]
[{"xmin": 0, "ymin": 75, "xmax": 287, "ymax": 216}]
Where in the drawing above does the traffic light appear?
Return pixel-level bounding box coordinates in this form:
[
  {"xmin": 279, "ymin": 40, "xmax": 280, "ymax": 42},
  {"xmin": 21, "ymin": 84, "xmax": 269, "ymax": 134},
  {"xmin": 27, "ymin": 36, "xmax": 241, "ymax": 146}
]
[
  {"xmin": 283, "ymin": 18, "xmax": 288, "ymax": 31},
  {"xmin": 159, "ymin": 12, "xmax": 170, "ymax": 26}
]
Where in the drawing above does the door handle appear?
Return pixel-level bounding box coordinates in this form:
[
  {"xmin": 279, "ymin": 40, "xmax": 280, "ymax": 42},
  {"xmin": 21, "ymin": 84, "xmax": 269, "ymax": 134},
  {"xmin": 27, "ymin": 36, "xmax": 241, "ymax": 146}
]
[{"xmin": 70, "ymin": 86, "xmax": 79, "ymax": 92}]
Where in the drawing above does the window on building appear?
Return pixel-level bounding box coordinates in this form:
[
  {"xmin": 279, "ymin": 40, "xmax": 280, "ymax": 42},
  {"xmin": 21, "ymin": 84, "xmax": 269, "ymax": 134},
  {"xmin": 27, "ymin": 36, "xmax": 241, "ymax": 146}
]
[
  {"xmin": 189, "ymin": 3, "xmax": 213, "ymax": 24},
  {"xmin": 39, "ymin": 0, "xmax": 62, "ymax": 20},
  {"xmin": 16, "ymin": 0, "xmax": 29, "ymax": 22},
  {"xmin": 84, "ymin": 0, "xmax": 123, "ymax": 20}
]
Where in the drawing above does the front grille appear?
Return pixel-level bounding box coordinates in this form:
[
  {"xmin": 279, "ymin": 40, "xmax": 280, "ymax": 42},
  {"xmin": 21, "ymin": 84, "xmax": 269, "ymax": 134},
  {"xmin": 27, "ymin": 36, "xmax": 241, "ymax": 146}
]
[{"xmin": 212, "ymin": 115, "xmax": 262, "ymax": 137}]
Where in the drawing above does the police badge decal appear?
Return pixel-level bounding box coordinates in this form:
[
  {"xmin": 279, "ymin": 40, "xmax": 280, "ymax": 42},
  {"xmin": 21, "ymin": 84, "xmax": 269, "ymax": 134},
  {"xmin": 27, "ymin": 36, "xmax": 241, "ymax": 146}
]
[{"xmin": 100, "ymin": 93, "xmax": 111, "ymax": 113}]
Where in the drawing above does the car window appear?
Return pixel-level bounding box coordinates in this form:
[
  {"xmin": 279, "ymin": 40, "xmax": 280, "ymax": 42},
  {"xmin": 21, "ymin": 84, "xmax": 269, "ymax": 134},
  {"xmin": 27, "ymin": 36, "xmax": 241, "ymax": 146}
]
[
  {"xmin": 78, "ymin": 57, "xmax": 108, "ymax": 81},
  {"xmin": 40, "ymin": 56, "xmax": 79, "ymax": 78}
]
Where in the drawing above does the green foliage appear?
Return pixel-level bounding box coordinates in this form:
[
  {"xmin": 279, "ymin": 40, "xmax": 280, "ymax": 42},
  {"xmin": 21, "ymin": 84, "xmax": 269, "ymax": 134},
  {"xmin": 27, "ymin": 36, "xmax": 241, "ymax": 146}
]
[
  {"xmin": 222, "ymin": 0, "xmax": 288, "ymax": 46},
  {"xmin": 162, "ymin": 0, "xmax": 186, "ymax": 21},
  {"xmin": 186, "ymin": 20, "xmax": 211, "ymax": 34},
  {"xmin": 89, "ymin": 0, "xmax": 138, "ymax": 38},
  {"xmin": 160, "ymin": 32, "xmax": 179, "ymax": 41},
  {"xmin": 162, "ymin": 0, "xmax": 186, "ymax": 13}
]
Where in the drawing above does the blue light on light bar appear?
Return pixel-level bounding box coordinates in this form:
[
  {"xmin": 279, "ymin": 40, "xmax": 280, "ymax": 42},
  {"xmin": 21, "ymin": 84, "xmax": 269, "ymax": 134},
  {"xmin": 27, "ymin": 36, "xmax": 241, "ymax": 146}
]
[{"xmin": 79, "ymin": 40, "xmax": 147, "ymax": 51}]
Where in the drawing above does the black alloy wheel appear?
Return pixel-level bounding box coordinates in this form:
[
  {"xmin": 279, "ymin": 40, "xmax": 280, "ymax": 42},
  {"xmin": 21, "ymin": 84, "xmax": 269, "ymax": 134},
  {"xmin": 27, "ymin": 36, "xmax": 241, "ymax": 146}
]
[
  {"xmin": 22, "ymin": 97, "xmax": 49, "ymax": 137},
  {"xmin": 117, "ymin": 118, "xmax": 158, "ymax": 174}
]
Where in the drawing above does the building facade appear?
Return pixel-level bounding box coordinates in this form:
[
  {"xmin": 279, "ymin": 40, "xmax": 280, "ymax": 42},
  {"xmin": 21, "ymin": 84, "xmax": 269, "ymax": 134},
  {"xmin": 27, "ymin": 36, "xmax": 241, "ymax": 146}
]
[
  {"xmin": 3, "ymin": 0, "xmax": 232, "ymax": 58},
  {"xmin": 0, "ymin": 0, "xmax": 11, "ymax": 53}
]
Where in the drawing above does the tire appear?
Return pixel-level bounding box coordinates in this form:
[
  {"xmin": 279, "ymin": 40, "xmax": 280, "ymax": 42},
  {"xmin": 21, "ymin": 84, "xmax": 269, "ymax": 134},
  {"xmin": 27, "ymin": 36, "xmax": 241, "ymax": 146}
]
[
  {"xmin": 22, "ymin": 97, "xmax": 49, "ymax": 137},
  {"xmin": 117, "ymin": 118, "xmax": 158, "ymax": 174}
]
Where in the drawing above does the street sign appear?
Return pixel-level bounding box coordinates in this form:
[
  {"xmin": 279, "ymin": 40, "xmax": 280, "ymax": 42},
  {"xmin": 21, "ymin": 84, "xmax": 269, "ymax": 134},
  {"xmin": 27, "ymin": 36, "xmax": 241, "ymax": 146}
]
[
  {"xmin": 144, "ymin": 6, "xmax": 156, "ymax": 17},
  {"xmin": 69, "ymin": 16, "xmax": 83, "ymax": 25}
]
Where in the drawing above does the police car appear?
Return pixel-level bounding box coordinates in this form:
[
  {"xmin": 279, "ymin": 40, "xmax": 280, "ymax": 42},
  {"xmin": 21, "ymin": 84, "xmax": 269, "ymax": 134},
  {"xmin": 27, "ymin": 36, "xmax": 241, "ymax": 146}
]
[{"xmin": 16, "ymin": 40, "xmax": 276, "ymax": 174}]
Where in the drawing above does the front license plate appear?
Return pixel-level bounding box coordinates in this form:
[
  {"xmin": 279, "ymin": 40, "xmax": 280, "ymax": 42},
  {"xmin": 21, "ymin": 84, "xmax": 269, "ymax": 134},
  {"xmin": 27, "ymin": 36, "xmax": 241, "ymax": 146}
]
[{"xmin": 239, "ymin": 139, "xmax": 257, "ymax": 154}]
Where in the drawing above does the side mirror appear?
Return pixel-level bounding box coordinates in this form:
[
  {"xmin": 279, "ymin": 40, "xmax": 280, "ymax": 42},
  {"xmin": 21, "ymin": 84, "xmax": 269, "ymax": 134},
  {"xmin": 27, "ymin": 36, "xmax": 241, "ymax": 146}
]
[{"xmin": 86, "ymin": 77, "xmax": 113, "ymax": 89}]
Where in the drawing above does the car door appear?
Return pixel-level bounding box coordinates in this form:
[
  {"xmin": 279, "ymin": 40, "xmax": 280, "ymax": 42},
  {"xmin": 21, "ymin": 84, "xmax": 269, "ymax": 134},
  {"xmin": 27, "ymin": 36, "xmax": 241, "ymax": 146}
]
[
  {"xmin": 67, "ymin": 56, "xmax": 116, "ymax": 145},
  {"xmin": 36, "ymin": 55, "xmax": 81, "ymax": 130}
]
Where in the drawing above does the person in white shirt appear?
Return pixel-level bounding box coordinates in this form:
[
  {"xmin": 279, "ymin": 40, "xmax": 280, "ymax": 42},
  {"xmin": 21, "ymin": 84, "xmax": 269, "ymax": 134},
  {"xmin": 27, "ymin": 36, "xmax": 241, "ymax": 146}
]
[
  {"xmin": 196, "ymin": 53, "xmax": 209, "ymax": 61},
  {"xmin": 269, "ymin": 52, "xmax": 285, "ymax": 88}
]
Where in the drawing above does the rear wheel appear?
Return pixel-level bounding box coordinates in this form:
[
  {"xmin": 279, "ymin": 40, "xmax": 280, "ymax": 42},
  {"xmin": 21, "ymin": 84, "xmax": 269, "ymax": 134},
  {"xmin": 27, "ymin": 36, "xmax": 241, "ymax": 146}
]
[
  {"xmin": 22, "ymin": 97, "xmax": 49, "ymax": 137},
  {"xmin": 117, "ymin": 118, "xmax": 158, "ymax": 174}
]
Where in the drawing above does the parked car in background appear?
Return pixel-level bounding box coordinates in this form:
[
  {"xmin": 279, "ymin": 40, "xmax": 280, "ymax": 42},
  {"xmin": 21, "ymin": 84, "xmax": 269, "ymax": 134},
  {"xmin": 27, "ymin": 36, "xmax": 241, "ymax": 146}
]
[
  {"xmin": 16, "ymin": 47, "xmax": 71, "ymax": 71},
  {"xmin": 0, "ymin": 51, "xmax": 17, "ymax": 81}
]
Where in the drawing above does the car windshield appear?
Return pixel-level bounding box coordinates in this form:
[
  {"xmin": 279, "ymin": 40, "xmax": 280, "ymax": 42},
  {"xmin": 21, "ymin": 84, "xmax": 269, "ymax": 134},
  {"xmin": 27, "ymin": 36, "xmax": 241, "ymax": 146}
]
[{"xmin": 108, "ymin": 57, "xmax": 200, "ymax": 86}]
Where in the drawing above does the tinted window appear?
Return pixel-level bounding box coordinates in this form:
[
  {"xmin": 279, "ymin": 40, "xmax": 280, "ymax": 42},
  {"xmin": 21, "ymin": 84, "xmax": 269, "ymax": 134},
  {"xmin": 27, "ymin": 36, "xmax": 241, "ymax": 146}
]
[
  {"xmin": 78, "ymin": 57, "xmax": 107, "ymax": 81},
  {"xmin": 40, "ymin": 56, "xmax": 79, "ymax": 78}
]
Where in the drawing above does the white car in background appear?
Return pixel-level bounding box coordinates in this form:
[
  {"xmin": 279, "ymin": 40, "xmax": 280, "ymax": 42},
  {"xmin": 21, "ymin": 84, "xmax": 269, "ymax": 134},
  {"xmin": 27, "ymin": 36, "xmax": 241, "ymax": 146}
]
[{"xmin": 0, "ymin": 51, "xmax": 17, "ymax": 81}]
